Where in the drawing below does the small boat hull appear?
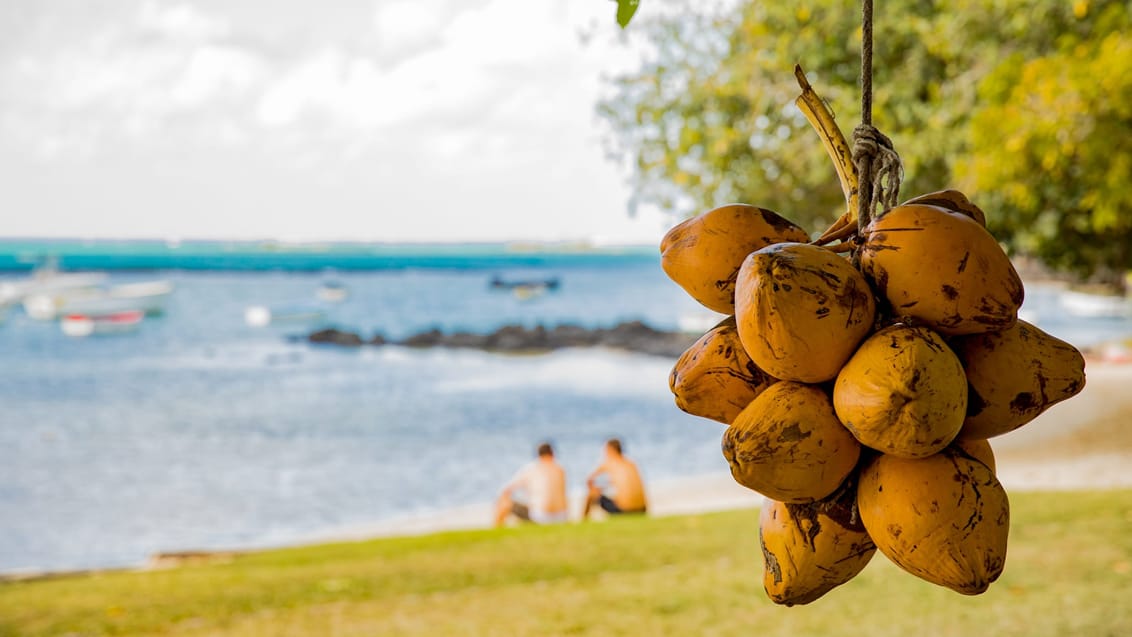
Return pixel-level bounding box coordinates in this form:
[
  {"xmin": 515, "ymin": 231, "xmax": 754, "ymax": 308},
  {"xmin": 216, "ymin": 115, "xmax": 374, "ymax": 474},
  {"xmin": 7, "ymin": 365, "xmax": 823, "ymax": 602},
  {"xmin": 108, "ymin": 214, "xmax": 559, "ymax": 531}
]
[
  {"xmin": 316, "ymin": 282, "xmax": 349, "ymax": 303},
  {"xmin": 489, "ymin": 276, "xmax": 561, "ymax": 292},
  {"xmin": 0, "ymin": 271, "xmax": 107, "ymax": 305},
  {"xmin": 25, "ymin": 281, "xmax": 173, "ymax": 320},
  {"xmin": 61, "ymin": 310, "xmax": 144, "ymax": 337},
  {"xmin": 512, "ymin": 284, "xmax": 548, "ymax": 300}
]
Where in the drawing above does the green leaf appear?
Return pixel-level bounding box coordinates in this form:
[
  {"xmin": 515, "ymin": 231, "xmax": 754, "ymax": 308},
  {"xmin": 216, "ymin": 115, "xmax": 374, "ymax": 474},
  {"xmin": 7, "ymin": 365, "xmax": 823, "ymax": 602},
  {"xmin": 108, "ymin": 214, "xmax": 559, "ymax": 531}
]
[
  {"xmin": 597, "ymin": 0, "xmax": 1132, "ymax": 288},
  {"xmin": 615, "ymin": 0, "xmax": 639, "ymax": 28}
]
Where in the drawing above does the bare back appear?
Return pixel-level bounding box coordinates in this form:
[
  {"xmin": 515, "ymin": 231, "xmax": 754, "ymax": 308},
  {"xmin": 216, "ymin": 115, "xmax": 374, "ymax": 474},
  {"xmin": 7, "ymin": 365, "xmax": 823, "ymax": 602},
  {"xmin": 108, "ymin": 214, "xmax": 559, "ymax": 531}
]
[
  {"xmin": 602, "ymin": 457, "xmax": 647, "ymax": 511},
  {"xmin": 536, "ymin": 461, "xmax": 568, "ymax": 515},
  {"xmin": 510, "ymin": 459, "xmax": 568, "ymax": 517}
]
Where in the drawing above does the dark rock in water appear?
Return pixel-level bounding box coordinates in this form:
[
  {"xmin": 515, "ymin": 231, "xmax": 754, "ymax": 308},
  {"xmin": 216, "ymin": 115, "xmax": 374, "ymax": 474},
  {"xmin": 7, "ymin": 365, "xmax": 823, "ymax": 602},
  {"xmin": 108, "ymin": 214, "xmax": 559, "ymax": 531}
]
[
  {"xmin": 304, "ymin": 321, "xmax": 698, "ymax": 357},
  {"xmin": 595, "ymin": 320, "xmax": 692, "ymax": 357},
  {"xmin": 485, "ymin": 324, "xmax": 550, "ymax": 351},
  {"xmin": 547, "ymin": 323, "xmax": 597, "ymax": 348},
  {"xmin": 445, "ymin": 331, "xmax": 488, "ymax": 349},
  {"xmin": 403, "ymin": 328, "xmax": 444, "ymax": 347},
  {"xmin": 308, "ymin": 328, "xmax": 363, "ymax": 347}
]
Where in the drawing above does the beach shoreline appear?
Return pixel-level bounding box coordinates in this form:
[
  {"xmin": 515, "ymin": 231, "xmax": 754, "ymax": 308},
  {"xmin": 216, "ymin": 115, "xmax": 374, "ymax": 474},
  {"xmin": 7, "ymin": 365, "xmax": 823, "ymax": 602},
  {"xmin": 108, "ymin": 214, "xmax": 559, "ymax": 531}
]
[{"xmin": 323, "ymin": 360, "xmax": 1132, "ymax": 538}]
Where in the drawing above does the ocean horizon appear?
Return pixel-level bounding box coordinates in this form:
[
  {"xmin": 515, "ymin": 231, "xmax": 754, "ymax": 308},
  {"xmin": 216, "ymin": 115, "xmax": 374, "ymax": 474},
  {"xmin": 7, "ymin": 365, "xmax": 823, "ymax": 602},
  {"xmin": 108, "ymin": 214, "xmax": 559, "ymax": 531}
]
[{"xmin": 0, "ymin": 239, "xmax": 658, "ymax": 273}]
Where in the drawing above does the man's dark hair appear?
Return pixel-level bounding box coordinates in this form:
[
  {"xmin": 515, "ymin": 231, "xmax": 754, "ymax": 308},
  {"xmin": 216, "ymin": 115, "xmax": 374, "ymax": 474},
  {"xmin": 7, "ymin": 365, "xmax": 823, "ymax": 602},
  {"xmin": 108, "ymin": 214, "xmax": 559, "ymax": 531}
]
[
  {"xmin": 537, "ymin": 442, "xmax": 554, "ymax": 457},
  {"xmin": 606, "ymin": 438, "xmax": 623, "ymax": 455}
]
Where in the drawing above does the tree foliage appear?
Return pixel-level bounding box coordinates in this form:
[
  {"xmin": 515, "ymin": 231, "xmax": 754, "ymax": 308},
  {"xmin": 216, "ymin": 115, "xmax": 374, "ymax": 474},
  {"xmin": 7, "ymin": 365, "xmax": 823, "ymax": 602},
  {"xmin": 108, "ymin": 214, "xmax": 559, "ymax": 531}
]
[
  {"xmin": 599, "ymin": 0, "xmax": 1131, "ymax": 282},
  {"xmin": 961, "ymin": 29, "xmax": 1132, "ymax": 288}
]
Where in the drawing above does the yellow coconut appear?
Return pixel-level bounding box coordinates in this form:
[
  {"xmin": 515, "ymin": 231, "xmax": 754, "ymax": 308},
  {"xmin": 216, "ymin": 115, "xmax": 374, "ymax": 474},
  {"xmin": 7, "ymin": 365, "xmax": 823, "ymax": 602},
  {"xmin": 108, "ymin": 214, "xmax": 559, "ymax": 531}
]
[
  {"xmin": 669, "ymin": 317, "xmax": 778, "ymax": 424},
  {"xmin": 760, "ymin": 486, "xmax": 876, "ymax": 606},
  {"xmin": 859, "ymin": 204, "xmax": 1023, "ymax": 336},
  {"xmin": 734, "ymin": 242, "xmax": 876, "ymax": 383},
  {"xmin": 858, "ymin": 448, "xmax": 1009, "ymax": 595},
  {"xmin": 722, "ymin": 381, "xmax": 860, "ymax": 503},
  {"xmin": 902, "ymin": 190, "xmax": 987, "ymax": 226},
  {"xmin": 954, "ymin": 438, "xmax": 996, "ymax": 473},
  {"xmin": 833, "ymin": 325, "xmax": 968, "ymax": 458},
  {"xmin": 954, "ymin": 319, "xmax": 1087, "ymax": 440},
  {"xmin": 661, "ymin": 204, "xmax": 810, "ymax": 314}
]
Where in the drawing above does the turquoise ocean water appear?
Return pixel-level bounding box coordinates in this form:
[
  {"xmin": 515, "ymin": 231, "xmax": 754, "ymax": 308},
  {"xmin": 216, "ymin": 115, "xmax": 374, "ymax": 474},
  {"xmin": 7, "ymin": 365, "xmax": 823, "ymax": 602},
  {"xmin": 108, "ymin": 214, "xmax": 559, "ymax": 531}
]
[{"xmin": 0, "ymin": 239, "xmax": 656, "ymax": 272}]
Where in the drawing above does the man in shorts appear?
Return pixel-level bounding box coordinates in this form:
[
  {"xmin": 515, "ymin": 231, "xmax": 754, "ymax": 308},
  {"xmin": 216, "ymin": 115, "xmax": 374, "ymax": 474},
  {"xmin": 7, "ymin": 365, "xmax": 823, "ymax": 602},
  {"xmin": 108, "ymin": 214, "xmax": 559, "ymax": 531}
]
[
  {"xmin": 494, "ymin": 442, "xmax": 569, "ymax": 526},
  {"xmin": 582, "ymin": 438, "xmax": 647, "ymax": 519}
]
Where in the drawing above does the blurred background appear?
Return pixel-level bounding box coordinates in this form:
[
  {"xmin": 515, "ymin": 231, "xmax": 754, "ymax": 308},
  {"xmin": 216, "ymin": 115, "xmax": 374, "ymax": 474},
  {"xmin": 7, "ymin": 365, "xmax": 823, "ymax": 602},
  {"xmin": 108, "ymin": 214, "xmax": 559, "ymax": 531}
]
[{"xmin": 1, "ymin": 0, "xmax": 1130, "ymax": 580}]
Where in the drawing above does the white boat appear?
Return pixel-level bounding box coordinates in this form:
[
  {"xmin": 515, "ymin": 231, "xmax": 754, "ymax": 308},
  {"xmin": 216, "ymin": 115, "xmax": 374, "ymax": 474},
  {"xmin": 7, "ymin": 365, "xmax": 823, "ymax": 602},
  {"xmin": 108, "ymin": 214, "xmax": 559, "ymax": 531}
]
[
  {"xmin": 316, "ymin": 281, "xmax": 349, "ymax": 303},
  {"xmin": 0, "ymin": 269, "xmax": 107, "ymax": 305},
  {"xmin": 24, "ymin": 280, "xmax": 173, "ymax": 321},
  {"xmin": 244, "ymin": 304, "xmax": 327, "ymax": 327},
  {"xmin": 1059, "ymin": 290, "xmax": 1131, "ymax": 318},
  {"xmin": 60, "ymin": 310, "xmax": 144, "ymax": 337},
  {"xmin": 511, "ymin": 283, "xmax": 549, "ymax": 300}
]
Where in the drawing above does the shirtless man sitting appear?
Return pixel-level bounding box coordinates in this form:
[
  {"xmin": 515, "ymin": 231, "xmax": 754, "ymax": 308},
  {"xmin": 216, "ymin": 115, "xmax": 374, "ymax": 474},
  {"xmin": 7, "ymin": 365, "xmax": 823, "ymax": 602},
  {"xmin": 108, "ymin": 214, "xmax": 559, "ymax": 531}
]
[
  {"xmin": 583, "ymin": 438, "xmax": 647, "ymax": 519},
  {"xmin": 494, "ymin": 442, "xmax": 568, "ymax": 527}
]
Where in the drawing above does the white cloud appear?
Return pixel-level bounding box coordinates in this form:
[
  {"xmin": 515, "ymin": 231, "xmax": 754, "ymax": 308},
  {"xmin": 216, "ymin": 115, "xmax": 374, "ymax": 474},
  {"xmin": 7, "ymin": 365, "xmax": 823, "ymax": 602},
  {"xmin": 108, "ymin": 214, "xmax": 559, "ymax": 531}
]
[
  {"xmin": 255, "ymin": 49, "xmax": 343, "ymax": 127},
  {"xmin": 371, "ymin": 0, "xmax": 445, "ymax": 59},
  {"xmin": 135, "ymin": 1, "xmax": 229, "ymax": 41},
  {"xmin": 2, "ymin": 0, "xmax": 632, "ymax": 155},
  {"xmin": 0, "ymin": 0, "xmax": 666, "ymax": 243},
  {"xmin": 0, "ymin": 1, "xmax": 271, "ymax": 156},
  {"xmin": 254, "ymin": 1, "xmax": 535, "ymax": 136},
  {"xmin": 170, "ymin": 44, "xmax": 266, "ymax": 107}
]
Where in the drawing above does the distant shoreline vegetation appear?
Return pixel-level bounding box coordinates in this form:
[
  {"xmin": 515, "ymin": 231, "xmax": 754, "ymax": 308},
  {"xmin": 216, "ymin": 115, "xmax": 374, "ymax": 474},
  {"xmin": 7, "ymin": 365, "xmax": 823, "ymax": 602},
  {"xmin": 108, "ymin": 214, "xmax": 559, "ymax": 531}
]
[{"xmin": 0, "ymin": 239, "xmax": 658, "ymax": 272}]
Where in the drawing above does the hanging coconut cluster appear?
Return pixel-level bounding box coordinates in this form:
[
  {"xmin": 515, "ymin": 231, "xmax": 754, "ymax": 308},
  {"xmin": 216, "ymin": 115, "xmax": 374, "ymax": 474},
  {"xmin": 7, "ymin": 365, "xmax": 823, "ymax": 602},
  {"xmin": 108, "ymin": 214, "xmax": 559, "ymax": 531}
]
[{"xmin": 662, "ymin": 67, "xmax": 1086, "ymax": 605}]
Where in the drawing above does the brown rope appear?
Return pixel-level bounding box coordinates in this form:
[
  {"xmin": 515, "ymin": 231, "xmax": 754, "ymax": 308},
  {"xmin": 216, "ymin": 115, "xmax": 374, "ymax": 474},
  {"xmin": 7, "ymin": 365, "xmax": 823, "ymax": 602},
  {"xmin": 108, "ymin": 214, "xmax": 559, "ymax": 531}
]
[
  {"xmin": 860, "ymin": 0, "xmax": 873, "ymax": 128},
  {"xmin": 853, "ymin": 125, "xmax": 903, "ymax": 225},
  {"xmin": 853, "ymin": 0, "xmax": 903, "ymax": 232}
]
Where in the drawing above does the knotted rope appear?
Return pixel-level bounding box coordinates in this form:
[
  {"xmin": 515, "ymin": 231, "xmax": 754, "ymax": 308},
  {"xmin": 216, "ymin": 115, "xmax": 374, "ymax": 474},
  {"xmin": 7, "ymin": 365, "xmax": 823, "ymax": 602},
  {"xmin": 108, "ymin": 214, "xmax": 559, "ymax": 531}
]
[
  {"xmin": 853, "ymin": 124, "xmax": 903, "ymax": 230},
  {"xmin": 853, "ymin": 0, "xmax": 903, "ymax": 232}
]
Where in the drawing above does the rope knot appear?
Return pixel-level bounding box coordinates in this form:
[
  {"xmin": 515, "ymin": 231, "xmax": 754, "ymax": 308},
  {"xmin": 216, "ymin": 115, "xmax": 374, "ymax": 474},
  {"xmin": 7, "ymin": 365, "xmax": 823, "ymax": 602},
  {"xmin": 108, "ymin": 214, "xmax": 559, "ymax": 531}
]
[
  {"xmin": 851, "ymin": 124, "xmax": 886, "ymax": 159},
  {"xmin": 852, "ymin": 124, "xmax": 904, "ymax": 228}
]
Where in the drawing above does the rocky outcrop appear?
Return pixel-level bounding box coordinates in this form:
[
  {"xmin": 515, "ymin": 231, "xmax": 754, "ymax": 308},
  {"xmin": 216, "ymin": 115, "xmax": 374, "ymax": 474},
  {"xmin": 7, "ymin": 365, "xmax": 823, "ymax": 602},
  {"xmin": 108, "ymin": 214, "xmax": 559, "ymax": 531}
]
[
  {"xmin": 308, "ymin": 328, "xmax": 364, "ymax": 347},
  {"xmin": 306, "ymin": 321, "xmax": 698, "ymax": 358}
]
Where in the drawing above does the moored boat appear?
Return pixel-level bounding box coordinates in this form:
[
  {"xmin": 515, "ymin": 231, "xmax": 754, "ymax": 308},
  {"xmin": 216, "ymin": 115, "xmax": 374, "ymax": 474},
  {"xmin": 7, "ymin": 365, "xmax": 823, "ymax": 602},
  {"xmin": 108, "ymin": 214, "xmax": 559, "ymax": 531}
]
[
  {"xmin": 316, "ymin": 281, "xmax": 349, "ymax": 303},
  {"xmin": 511, "ymin": 283, "xmax": 550, "ymax": 300},
  {"xmin": 24, "ymin": 280, "xmax": 174, "ymax": 321},
  {"xmin": 0, "ymin": 269, "xmax": 107, "ymax": 305},
  {"xmin": 488, "ymin": 275, "xmax": 561, "ymax": 292},
  {"xmin": 60, "ymin": 310, "xmax": 144, "ymax": 337}
]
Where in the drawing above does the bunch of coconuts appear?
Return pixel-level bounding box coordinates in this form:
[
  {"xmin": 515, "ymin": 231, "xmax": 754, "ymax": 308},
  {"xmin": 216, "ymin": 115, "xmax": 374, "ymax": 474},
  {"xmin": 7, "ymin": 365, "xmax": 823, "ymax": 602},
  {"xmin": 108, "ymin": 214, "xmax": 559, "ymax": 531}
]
[{"xmin": 663, "ymin": 190, "xmax": 1086, "ymax": 605}]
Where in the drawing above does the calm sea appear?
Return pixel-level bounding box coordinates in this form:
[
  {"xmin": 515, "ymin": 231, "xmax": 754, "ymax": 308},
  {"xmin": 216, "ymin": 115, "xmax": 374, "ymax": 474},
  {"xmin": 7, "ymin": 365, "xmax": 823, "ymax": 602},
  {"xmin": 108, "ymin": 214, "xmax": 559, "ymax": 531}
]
[
  {"xmin": 0, "ymin": 242, "xmax": 725, "ymax": 574},
  {"xmin": 0, "ymin": 241, "xmax": 1127, "ymax": 574}
]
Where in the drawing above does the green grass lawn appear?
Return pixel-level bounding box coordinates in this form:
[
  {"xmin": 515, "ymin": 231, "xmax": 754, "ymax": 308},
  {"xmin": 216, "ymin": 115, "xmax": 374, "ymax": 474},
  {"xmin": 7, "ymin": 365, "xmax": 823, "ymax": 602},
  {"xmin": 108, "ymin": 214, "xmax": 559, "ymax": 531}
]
[{"xmin": 3, "ymin": 490, "xmax": 1131, "ymax": 636}]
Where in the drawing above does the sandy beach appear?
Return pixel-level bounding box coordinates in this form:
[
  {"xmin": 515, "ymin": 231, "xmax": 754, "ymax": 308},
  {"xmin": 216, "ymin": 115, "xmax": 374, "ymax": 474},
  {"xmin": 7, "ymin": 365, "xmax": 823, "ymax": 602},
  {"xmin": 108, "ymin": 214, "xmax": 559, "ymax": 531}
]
[
  {"xmin": 309, "ymin": 360, "xmax": 1132, "ymax": 546},
  {"xmin": 992, "ymin": 361, "xmax": 1132, "ymax": 490}
]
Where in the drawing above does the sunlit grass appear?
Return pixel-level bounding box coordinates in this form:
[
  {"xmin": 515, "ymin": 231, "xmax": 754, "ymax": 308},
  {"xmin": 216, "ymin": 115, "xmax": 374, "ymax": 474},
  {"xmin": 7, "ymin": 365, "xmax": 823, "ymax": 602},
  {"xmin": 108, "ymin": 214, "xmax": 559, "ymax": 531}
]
[{"xmin": 2, "ymin": 490, "xmax": 1131, "ymax": 636}]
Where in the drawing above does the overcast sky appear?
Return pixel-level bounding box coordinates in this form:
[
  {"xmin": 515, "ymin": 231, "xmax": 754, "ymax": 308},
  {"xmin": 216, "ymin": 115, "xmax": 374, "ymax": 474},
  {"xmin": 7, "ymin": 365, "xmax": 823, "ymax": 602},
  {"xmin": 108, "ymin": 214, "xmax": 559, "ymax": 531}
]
[{"xmin": 0, "ymin": 0, "xmax": 671, "ymax": 244}]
